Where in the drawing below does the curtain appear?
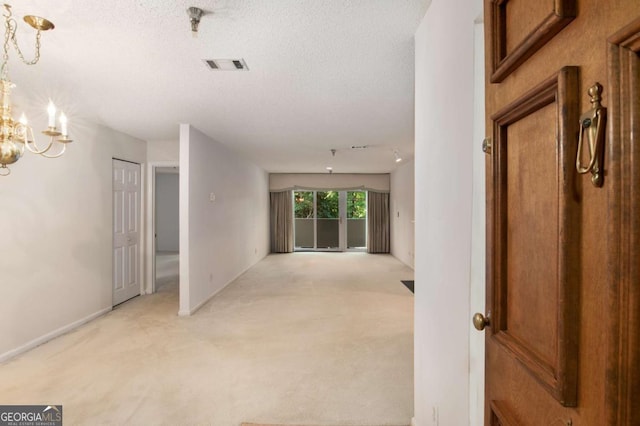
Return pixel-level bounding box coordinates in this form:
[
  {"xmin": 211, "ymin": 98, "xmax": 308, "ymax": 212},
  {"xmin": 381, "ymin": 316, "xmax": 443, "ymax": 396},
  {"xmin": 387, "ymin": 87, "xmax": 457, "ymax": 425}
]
[
  {"xmin": 367, "ymin": 191, "xmax": 390, "ymax": 253},
  {"xmin": 270, "ymin": 191, "xmax": 294, "ymax": 253}
]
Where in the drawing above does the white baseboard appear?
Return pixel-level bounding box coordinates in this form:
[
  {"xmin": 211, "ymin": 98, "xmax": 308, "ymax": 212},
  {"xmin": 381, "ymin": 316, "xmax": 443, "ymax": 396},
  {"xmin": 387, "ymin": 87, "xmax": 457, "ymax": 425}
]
[
  {"xmin": 0, "ymin": 307, "xmax": 112, "ymax": 364},
  {"xmin": 391, "ymin": 253, "xmax": 415, "ymax": 271},
  {"xmin": 186, "ymin": 288, "xmax": 218, "ymax": 316},
  {"xmin": 181, "ymin": 258, "xmax": 264, "ymax": 316}
]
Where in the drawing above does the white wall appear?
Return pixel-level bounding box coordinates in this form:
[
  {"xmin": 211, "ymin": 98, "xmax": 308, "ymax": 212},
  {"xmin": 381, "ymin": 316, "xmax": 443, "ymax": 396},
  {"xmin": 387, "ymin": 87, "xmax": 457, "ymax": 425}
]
[
  {"xmin": 156, "ymin": 172, "xmax": 180, "ymax": 252},
  {"xmin": 0, "ymin": 109, "xmax": 146, "ymax": 360},
  {"xmin": 390, "ymin": 160, "xmax": 415, "ymax": 269},
  {"xmin": 179, "ymin": 124, "xmax": 270, "ymax": 316},
  {"xmin": 414, "ymin": 0, "xmax": 482, "ymax": 424},
  {"xmin": 147, "ymin": 139, "xmax": 179, "ymax": 163}
]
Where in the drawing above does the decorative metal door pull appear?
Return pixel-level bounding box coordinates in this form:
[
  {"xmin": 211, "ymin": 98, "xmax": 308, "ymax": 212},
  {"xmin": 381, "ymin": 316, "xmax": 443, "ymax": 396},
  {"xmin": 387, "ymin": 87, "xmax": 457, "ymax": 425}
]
[{"xmin": 576, "ymin": 83, "xmax": 607, "ymax": 187}]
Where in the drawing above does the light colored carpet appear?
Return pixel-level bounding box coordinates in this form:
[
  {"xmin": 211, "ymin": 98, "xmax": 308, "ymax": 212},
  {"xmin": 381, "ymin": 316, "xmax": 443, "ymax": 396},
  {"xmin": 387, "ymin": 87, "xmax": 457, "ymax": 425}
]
[
  {"xmin": 0, "ymin": 252, "xmax": 414, "ymax": 425},
  {"xmin": 241, "ymin": 423, "xmax": 409, "ymax": 426},
  {"xmin": 242, "ymin": 423, "xmax": 409, "ymax": 426}
]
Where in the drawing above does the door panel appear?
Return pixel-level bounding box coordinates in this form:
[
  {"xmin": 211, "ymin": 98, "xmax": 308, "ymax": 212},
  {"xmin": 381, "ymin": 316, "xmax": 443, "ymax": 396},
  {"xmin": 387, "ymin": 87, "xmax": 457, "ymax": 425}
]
[
  {"xmin": 483, "ymin": 0, "xmax": 640, "ymax": 424},
  {"xmin": 504, "ymin": 1, "xmax": 554, "ymax": 53},
  {"xmin": 606, "ymin": 19, "xmax": 640, "ymax": 425},
  {"xmin": 113, "ymin": 159, "xmax": 141, "ymax": 306},
  {"xmin": 490, "ymin": 400, "xmax": 520, "ymax": 426},
  {"xmin": 316, "ymin": 191, "xmax": 339, "ymax": 250},
  {"xmin": 114, "ymin": 247, "xmax": 124, "ymax": 291},
  {"xmin": 346, "ymin": 191, "xmax": 367, "ymax": 249},
  {"xmin": 490, "ymin": 67, "xmax": 580, "ymax": 406},
  {"xmin": 489, "ymin": 0, "xmax": 576, "ymax": 82},
  {"xmin": 294, "ymin": 191, "xmax": 314, "ymax": 249}
]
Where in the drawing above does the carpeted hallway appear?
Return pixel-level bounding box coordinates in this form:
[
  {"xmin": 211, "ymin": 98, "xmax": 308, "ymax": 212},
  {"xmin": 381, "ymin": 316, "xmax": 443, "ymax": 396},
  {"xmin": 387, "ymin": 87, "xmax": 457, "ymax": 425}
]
[{"xmin": 0, "ymin": 253, "xmax": 414, "ymax": 426}]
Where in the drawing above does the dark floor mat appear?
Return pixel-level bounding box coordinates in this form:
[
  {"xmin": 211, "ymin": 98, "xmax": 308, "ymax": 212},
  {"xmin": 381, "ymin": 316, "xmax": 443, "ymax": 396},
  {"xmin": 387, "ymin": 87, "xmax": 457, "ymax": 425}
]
[{"xmin": 401, "ymin": 280, "xmax": 414, "ymax": 294}]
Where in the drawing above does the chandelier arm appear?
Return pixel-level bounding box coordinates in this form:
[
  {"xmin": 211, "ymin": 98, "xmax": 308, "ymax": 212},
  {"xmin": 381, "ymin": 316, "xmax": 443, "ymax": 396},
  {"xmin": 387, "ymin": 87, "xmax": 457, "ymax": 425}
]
[
  {"xmin": 25, "ymin": 138, "xmax": 54, "ymax": 154},
  {"xmin": 22, "ymin": 127, "xmax": 55, "ymax": 155},
  {"xmin": 38, "ymin": 142, "xmax": 66, "ymax": 158}
]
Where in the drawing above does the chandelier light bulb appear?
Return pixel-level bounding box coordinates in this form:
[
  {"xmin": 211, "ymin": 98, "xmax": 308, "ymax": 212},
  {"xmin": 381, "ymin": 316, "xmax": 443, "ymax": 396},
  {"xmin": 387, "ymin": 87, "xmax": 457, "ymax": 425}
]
[
  {"xmin": 59, "ymin": 112, "xmax": 68, "ymax": 136},
  {"xmin": 47, "ymin": 100, "xmax": 56, "ymax": 128},
  {"xmin": 19, "ymin": 113, "xmax": 27, "ymax": 125}
]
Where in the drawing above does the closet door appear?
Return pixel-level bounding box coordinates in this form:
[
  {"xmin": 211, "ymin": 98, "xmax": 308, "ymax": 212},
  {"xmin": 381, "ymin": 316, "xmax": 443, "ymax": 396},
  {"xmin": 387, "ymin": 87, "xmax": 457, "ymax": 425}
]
[{"xmin": 113, "ymin": 159, "xmax": 141, "ymax": 305}]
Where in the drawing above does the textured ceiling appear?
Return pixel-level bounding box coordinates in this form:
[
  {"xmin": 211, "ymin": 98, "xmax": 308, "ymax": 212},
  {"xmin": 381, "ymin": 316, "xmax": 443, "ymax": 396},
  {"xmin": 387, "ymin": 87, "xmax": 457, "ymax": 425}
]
[{"xmin": 10, "ymin": 0, "xmax": 429, "ymax": 173}]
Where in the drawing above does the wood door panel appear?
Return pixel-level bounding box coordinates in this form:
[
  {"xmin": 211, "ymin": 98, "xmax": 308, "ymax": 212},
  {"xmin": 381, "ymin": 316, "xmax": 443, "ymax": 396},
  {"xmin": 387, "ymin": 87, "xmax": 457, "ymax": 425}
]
[
  {"xmin": 489, "ymin": 0, "xmax": 576, "ymax": 83},
  {"xmin": 504, "ymin": 1, "xmax": 551, "ymax": 54},
  {"xmin": 490, "ymin": 401, "xmax": 520, "ymax": 426},
  {"xmin": 490, "ymin": 67, "xmax": 580, "ymax": 406},
  {"xmin": 606, "ymin": 18, "xmax": 640, "ymax": 425},
  {"xmin": 488, "ymin": 344, "xmax": 580, "ymax": 425},
  {"xmin": 504, "ymin": 102, "xmax": 559, "ymax": 369},
  {"xmin": 484, "ymin": 1, "xmax": 640, "ymax": 424}
]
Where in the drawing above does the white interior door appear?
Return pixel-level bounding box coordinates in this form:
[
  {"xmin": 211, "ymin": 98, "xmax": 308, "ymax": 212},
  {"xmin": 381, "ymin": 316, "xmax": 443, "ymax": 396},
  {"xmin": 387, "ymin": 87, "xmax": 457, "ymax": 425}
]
[{"xmin": 113, "ymin": 159, "xmax": 141, "ymax": 305}]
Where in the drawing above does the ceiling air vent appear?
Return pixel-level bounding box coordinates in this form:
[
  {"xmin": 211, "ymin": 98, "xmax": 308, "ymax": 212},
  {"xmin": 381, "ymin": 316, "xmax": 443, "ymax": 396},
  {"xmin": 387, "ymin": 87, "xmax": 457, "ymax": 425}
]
[{"xmin": 203, "ymin": 58, "xmax": 249, "ymax": 71}]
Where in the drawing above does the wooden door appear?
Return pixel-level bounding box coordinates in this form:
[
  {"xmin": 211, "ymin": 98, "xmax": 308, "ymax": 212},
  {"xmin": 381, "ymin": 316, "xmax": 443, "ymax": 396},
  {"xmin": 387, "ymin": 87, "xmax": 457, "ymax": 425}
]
[
  {"xmin": 481, "ymin": 1, "xmax": 640, "ymax": 425},
  {"xmin": 113, "ymin": 159, "xmax": 141, "ymax": 306}
]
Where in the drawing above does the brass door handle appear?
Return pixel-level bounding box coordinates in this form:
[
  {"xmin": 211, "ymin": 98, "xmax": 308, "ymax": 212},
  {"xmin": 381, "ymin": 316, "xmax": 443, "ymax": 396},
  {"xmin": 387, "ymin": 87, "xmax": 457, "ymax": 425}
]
[
  {"xmin": 576, "ymin": 83, "xmax": 607, "ymax": 187},
  {"xmin": 473, "ymin": 313, "xmax": 490, "ymax": 331}
]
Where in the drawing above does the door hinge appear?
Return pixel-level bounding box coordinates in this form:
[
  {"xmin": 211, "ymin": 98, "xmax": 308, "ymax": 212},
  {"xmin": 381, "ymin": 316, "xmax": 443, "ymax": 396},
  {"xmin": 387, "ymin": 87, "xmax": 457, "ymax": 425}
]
[{"xmin": 482, "ymin": 138, "xmax": 492, "ymax": 154}]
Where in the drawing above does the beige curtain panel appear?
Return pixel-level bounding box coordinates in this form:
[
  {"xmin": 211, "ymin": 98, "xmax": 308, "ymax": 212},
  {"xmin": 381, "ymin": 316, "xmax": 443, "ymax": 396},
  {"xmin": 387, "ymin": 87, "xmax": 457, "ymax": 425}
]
[
  {"xmin": 270, "ymin": 191, "xmax": 294, "ymax": 253},
  {"xmin": 367, "ymin": 191, "xmax": 390, "ymax": 253}
]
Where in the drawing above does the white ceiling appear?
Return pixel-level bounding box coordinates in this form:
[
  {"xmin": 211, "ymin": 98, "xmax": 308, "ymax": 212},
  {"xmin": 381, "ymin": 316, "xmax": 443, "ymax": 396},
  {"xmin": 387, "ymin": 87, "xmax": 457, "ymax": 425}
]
[{"xmin": 10, "ymin": 0, "xmax": 429, "ymax": 173}]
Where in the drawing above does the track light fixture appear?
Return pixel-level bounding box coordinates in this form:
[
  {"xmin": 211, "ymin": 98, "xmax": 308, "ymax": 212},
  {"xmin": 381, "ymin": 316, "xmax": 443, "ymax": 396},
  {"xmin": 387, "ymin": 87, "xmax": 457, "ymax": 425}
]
[{"xmin": 187, "ymin": 7, "xmax": 204, "ymax": 36}]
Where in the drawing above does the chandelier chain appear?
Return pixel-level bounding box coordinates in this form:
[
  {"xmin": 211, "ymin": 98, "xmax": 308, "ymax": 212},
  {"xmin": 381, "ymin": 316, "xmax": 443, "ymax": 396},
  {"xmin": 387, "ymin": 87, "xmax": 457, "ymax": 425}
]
[
  {"xmin": 1, "ymin": 6, "xmax": 12, "ymax": 79},
  {"xmin": 12, "ymin": 29, "xmax": 41, "ymax": 66},
  {"xmin": 0, "ymin": 4, "xmax": 41, "ymax": 80}
]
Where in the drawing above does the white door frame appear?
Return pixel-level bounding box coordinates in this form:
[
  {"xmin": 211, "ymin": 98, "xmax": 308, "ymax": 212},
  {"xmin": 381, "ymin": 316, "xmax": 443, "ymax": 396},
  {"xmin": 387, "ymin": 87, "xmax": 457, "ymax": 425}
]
[
  {"xmin": 145, "ymin": 161, "xmax": 180, "ymax": 295},
  {"xmin": 468, "ymin": 13, "xmax": 486, "ymax": 426}
]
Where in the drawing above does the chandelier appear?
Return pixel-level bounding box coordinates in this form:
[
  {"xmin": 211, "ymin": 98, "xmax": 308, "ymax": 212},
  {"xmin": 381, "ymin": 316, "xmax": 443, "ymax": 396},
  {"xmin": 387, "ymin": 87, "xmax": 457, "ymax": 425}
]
[{"xmin": 0, "ymin": 4, "xmax": 71, "ymax": 176}]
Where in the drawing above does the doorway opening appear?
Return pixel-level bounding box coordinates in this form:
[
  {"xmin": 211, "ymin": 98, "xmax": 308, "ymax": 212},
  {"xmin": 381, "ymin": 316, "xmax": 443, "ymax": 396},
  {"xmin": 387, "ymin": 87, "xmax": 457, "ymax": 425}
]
[
  {"xmin": 154, "ymin": 167, "xmax": 179, "ymax": 294},
  {"xmin": 293, "ymin": 190, "xmax": 367, "ymax": 251},
  {"xmin": 145, "ymin": 162, "xmax": 180, "ymax": 302}
]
